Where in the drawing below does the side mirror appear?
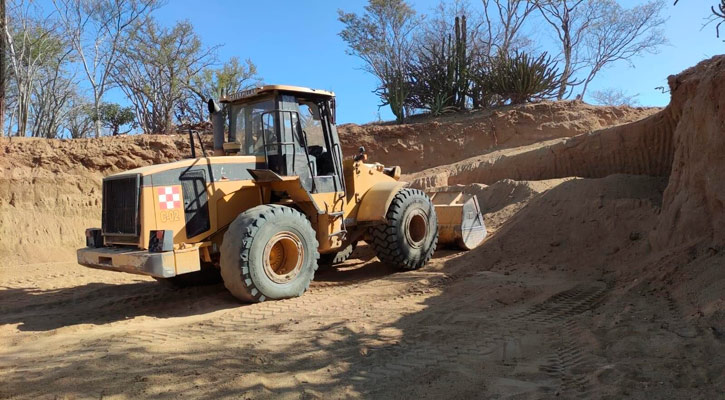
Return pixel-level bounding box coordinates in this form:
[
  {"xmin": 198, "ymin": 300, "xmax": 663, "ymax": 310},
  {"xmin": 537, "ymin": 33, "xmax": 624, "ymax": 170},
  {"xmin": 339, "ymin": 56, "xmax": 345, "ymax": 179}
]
[
  {"xmin": 207, "ymin": 98, "xmax": 221, "ymax": 115},
  {"xmin": 354, "ymin": 146, "xmax": 367, "ymax": 162}
]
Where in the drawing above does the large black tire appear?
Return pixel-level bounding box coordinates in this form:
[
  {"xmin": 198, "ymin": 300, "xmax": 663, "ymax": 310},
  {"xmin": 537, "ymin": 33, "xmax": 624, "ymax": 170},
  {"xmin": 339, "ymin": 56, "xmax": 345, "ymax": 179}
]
[
  {"xmin": 370, "ymin": 188, "xmax": 438, "ymax": 270},
  {"xmin": 318, "ymin": 241, "xmax": 358, "ymax": 268},
  {"xmin": 220, "ymin": 205, "xmax": 319, "ymax": 302},
  {"xmin": 154, "ymin": 263, "xmax": 221, "ymax": 288}
]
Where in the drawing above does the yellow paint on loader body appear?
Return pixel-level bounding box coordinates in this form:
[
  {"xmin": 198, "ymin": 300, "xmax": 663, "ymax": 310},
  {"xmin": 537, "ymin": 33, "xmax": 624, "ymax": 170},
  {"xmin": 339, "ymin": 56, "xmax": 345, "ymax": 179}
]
[{"xmin": 78, "ymin": 84, "xmax": 478, "ymax": 281}]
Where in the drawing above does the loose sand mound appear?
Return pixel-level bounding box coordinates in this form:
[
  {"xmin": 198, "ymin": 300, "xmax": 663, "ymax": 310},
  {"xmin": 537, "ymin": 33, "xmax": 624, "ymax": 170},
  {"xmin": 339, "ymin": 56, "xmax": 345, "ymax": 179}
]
[
  {"xmin": 339, "ymin": 101, "xmax": 657, "ymax": 174},
  {"xmin": 413, "ymin": 55, "xmax": 725, "ymax": 253},
  {"xmin": 432, "ymin": 178, "xmax": 571, "ymax": 234}
]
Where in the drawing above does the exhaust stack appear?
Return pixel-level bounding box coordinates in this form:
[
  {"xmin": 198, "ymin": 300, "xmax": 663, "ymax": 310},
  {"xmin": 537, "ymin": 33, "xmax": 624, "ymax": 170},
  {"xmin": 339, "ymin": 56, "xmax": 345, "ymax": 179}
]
[{"xmin": 208, "ymin": 98, "xmax": 224, "ymax": 156}]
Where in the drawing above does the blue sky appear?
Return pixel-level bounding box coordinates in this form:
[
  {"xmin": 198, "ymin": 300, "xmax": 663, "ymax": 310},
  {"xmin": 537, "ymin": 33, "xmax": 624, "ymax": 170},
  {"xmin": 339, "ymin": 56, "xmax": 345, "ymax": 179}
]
[{"xmin": 127, "ymin": 0, "xmax": 722, "ymax": 124}]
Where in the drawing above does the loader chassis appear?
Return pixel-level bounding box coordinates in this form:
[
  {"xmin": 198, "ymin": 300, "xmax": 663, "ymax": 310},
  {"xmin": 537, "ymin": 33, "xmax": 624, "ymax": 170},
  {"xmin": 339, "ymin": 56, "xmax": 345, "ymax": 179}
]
[{"xmin": 78, "ymin": 85, "xmax": 480, "ymax": 302}]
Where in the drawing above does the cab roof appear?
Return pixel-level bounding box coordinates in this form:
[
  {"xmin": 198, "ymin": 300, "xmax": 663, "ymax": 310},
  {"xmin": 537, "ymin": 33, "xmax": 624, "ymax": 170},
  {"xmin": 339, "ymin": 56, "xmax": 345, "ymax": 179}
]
[{"xmin": 220, "ymin": 85, "xmax": 335, "ymax": 103}]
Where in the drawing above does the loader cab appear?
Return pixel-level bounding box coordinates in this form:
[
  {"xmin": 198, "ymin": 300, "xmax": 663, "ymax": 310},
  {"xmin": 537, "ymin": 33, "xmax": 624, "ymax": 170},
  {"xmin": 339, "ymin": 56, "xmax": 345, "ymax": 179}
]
[{"xmin": 219, "ymin": 85, "xmax": 343, "ymax": 194}]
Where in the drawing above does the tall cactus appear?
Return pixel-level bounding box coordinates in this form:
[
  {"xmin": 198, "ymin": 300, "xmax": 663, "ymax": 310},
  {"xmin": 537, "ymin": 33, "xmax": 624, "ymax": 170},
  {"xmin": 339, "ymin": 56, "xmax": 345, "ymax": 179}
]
[
  {"xmin": 408, "ymin": 14, "xmax": 472, "ymax": 115},
  {"xmin": 454, "ymin": 15, "xmax": 468, "ymax": 109}
]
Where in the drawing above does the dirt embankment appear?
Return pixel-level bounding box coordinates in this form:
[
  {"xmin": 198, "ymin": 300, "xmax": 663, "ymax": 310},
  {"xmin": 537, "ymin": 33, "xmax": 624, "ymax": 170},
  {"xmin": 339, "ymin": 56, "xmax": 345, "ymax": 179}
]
[
  {"xmin": 408, "ymin": 108, "xmax": 676, "ymax": 188},
  {"xmin": 410, "ymin": 56, "xmax": 725, "ymax": 253},
  {"xmin": 339, "ymin": 101, "xmax": 657, "ymax": 174},
  {"xmin": 0, "ymin": 135, "xmax": 203, "ymax": 266},
  {"xmin": 0, "ymin": 102, "xmax": 648, "ymax": 268}
]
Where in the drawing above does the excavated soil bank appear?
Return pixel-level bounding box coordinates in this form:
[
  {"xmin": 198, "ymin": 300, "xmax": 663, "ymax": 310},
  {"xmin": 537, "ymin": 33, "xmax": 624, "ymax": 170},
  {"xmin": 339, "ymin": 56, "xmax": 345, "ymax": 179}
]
[
  {"xmin": 340, "ymin": 101, "xmax": 656, "ymax": 173},
  {"xmin": 0, "ymin": 101, "xmax": 648, "ymax": 268},
  {"xmin": 413, "ymin": 55, "xmax": 725, "ymax": 252}
]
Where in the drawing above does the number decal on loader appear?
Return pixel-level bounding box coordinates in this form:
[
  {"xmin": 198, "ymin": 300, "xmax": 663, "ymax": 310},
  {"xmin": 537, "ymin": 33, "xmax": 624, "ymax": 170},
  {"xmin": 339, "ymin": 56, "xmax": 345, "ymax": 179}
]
[{"xmin": 160, "ymin": 210, "xmax": 181, "ymax": 223}]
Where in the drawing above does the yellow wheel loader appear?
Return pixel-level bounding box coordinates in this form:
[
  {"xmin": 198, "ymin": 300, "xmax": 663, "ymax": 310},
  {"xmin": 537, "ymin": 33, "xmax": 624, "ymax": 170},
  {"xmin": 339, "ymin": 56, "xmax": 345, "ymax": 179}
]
[{"xmin": 77, "ymin": 85, "xmax": 485, "ymax": 302}]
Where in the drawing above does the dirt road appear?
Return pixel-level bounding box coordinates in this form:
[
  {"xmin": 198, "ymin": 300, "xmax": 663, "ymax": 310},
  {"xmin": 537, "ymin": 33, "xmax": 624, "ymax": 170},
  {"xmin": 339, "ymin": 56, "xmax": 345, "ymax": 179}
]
[{"xmin": 2, "ymin": 239, "xmax": 720, "ymax": 399}]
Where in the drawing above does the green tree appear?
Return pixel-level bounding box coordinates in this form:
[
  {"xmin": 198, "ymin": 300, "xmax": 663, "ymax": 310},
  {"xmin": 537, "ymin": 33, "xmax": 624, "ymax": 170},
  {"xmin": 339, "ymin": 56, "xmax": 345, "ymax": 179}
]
[
  {"xmin": 178, "ymin": 56, "xmax": 262, "ymax": 124},
  {"xmin": 113, "ymin": 19, "xmax": 216, "ymax": 134},
  {"xmin": 94, "ymin": 103, "xmax": 136, "ymax": 135},
  {"xmin": 338, "ymin": 0, "xmax": 421, "ymax": 123}
]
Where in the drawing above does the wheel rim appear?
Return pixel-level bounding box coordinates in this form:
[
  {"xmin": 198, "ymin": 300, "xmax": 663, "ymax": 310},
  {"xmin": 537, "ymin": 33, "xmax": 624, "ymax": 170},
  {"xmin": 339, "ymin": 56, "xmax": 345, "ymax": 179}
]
[
  {"xmin": 263, "ymin": 231, "xmax": 304, "ymax": 284},
  {"xmin": 405, "ymin": 209, "xmax": 428, "ymax": 248}
]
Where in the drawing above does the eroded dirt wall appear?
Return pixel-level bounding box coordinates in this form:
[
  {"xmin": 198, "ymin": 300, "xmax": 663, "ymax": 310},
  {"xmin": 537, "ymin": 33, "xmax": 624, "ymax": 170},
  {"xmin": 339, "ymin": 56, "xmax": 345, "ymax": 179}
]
[
  {"xmin": 339, "ymin": 102, "xmax": 657, "ymax": 174},
  {"xmin": 409, "ymin": 107, "xmax": 677, "ymax": 188},
  {"xmin": 655, "ymin": 56, "xmax": 725, "ymax": 248}
]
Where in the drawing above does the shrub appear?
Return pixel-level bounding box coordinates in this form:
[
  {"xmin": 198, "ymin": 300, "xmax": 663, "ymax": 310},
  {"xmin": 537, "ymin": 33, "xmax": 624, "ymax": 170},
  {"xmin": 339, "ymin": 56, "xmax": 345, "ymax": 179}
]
[{"xmin": 481, "ymin": 51, "xmax": 561, "ymax": 105}]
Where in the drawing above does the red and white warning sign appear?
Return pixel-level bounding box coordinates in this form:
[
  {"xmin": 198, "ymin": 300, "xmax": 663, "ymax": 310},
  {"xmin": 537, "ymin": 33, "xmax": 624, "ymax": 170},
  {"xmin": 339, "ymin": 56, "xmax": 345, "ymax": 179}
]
[{"xmin": 157, "ymin": 186, "xmax": 181, "ymax": 210}]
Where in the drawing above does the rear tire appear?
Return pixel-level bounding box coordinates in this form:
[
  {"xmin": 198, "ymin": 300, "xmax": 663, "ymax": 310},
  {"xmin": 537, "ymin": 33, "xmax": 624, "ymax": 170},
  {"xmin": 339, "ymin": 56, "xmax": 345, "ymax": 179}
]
[
  {"xmin": 318, "ymin": 241, "xmax": 358, "ymax": 268},
  {"xmin": 220, "ymin": 205, "xmax": 319, "ymax": 302},
  {"xmin": 370, "ymin": 188, "xmax": 438, "ymax": 270}
]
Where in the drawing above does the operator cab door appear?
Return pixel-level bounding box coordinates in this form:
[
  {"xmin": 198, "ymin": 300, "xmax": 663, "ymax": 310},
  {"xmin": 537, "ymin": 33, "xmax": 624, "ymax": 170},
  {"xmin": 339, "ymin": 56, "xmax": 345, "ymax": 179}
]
[{"xmin": 261, "ymin": 94, "xmax": 344, "ymax": 194}]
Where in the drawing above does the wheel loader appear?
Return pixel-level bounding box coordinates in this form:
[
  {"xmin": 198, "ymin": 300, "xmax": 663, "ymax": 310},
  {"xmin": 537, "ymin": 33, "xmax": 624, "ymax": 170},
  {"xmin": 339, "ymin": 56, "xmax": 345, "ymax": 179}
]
[{"xmin": 77, "ymin": 85, "xmax": 486, "ymax": 302}]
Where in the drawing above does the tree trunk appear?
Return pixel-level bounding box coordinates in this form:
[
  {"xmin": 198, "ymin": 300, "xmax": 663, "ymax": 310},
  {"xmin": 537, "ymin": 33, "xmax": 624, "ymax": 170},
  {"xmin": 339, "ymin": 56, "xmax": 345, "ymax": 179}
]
[
  {"xmin": 558, "ymin": 25, "xmax": 572, "ymax": 100},
  {"xmin": 17, "ymin": 89, "xmax": 29, "ymax": 137},
  {"xmin": 0, "ymin": 0, "xmax": 5, "ymax": 137},
  {"xmin": 93, "ymin": 94, "xmax": 102, "ymax": 138}
]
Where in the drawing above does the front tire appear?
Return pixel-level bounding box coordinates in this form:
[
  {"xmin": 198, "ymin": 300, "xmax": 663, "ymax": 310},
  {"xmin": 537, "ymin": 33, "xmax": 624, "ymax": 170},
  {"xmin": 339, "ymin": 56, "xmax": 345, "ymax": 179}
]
[
  {"xmin": 370, "ymin": 188, "xmax": 438, "ymax": 270},
  {"xmin": 220, "ymin": 205, "xmax": 320, "ymax": 302}
]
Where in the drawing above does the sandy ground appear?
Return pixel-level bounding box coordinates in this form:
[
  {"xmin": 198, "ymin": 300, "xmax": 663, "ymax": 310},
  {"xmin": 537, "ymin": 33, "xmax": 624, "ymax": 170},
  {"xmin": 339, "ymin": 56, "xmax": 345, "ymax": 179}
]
[{"xmin": 1, "ymin": 176, "xmax": 722, "ymax": 399}]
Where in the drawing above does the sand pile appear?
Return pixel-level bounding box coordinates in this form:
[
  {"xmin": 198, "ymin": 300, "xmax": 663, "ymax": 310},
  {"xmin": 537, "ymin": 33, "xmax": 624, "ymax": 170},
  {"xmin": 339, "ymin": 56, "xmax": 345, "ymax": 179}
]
[
  {"xmin": 468, "ymin": 175, "xmax": 667, "ymax": 271},
  {"xmin": 411, "ymin": 56, "xmax": 725, "ymax": 253},
  {"xmin": 433, "ymin": 178, "xmax": 571, "ymax": 234}
]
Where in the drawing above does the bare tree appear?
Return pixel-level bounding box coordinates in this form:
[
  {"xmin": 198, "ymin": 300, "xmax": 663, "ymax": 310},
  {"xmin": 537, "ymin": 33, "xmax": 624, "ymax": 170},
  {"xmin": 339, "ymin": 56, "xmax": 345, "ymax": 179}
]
[
  {"xmin": 579, "ymin": 0, "xmax": 666, "ymax": 97},
  {"xmin": 64, "ymin": 97, "xmax": 94, "ymax": 138},
  {"xmin": 536, "ymin": 0, "xmax": 666, "ymax": 99},
  {"xmin": 30, "ymin": 46, "xmax": 76, "ymax": 138},
  {"xmin": 113, "ymin": 19, "xmax": 216, "ymax": 134},
  {"xmin": 338, "ymin": 0, "xmax": 422, "ymax": 122},
  {"xmin": 482, "ymin": 0, "xmax": 536, "ymax": 55},
  {"xmin": 4, "ymin": 0, "xmax": 62, "ymax": 136},
  {"xmin": 590, "ymin": 87, "xmax": 640, "ymax": 107},
  {"xmin": 535, "ymin": 0, "xmax": 597, "ymax": 99},
  {"xmin": 674, "ymin": 0, "xmax": 725, "ymax": 37},
  {"xmin": 52, "ymin": 0, "xmax": 159, "ymax": 138}
]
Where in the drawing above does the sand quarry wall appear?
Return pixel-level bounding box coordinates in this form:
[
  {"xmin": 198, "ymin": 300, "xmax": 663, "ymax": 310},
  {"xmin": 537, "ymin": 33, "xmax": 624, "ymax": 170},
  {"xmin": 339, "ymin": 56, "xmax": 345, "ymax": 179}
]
[
  {"xmin": 411, "ymin": 55, "xmax": 725, "ymax": 250},
  {"xmin": 0, "ymin": 102, "xmax": 646, "ymax": 267},
  {"xmin": 339, "ymin": 102, "xmax": 655, "ymax": 173},
  {"xmin": 2, "ymin": 53, "xmax": 723, "ymax": 267}
]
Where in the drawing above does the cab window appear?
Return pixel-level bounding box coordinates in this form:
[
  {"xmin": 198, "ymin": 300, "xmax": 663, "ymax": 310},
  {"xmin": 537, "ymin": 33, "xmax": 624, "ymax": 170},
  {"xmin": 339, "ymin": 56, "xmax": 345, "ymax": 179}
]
[{"xmin": 228, "ymin": 98, "xmax": 275, "ymax": 155}]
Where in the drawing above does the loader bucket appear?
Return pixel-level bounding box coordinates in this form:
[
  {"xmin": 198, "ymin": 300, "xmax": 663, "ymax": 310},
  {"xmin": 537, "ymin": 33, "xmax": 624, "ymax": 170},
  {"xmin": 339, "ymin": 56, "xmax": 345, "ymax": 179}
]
[{"xmin": 429, "ymin": 190, "xmax": 487, "ymax": 250}]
